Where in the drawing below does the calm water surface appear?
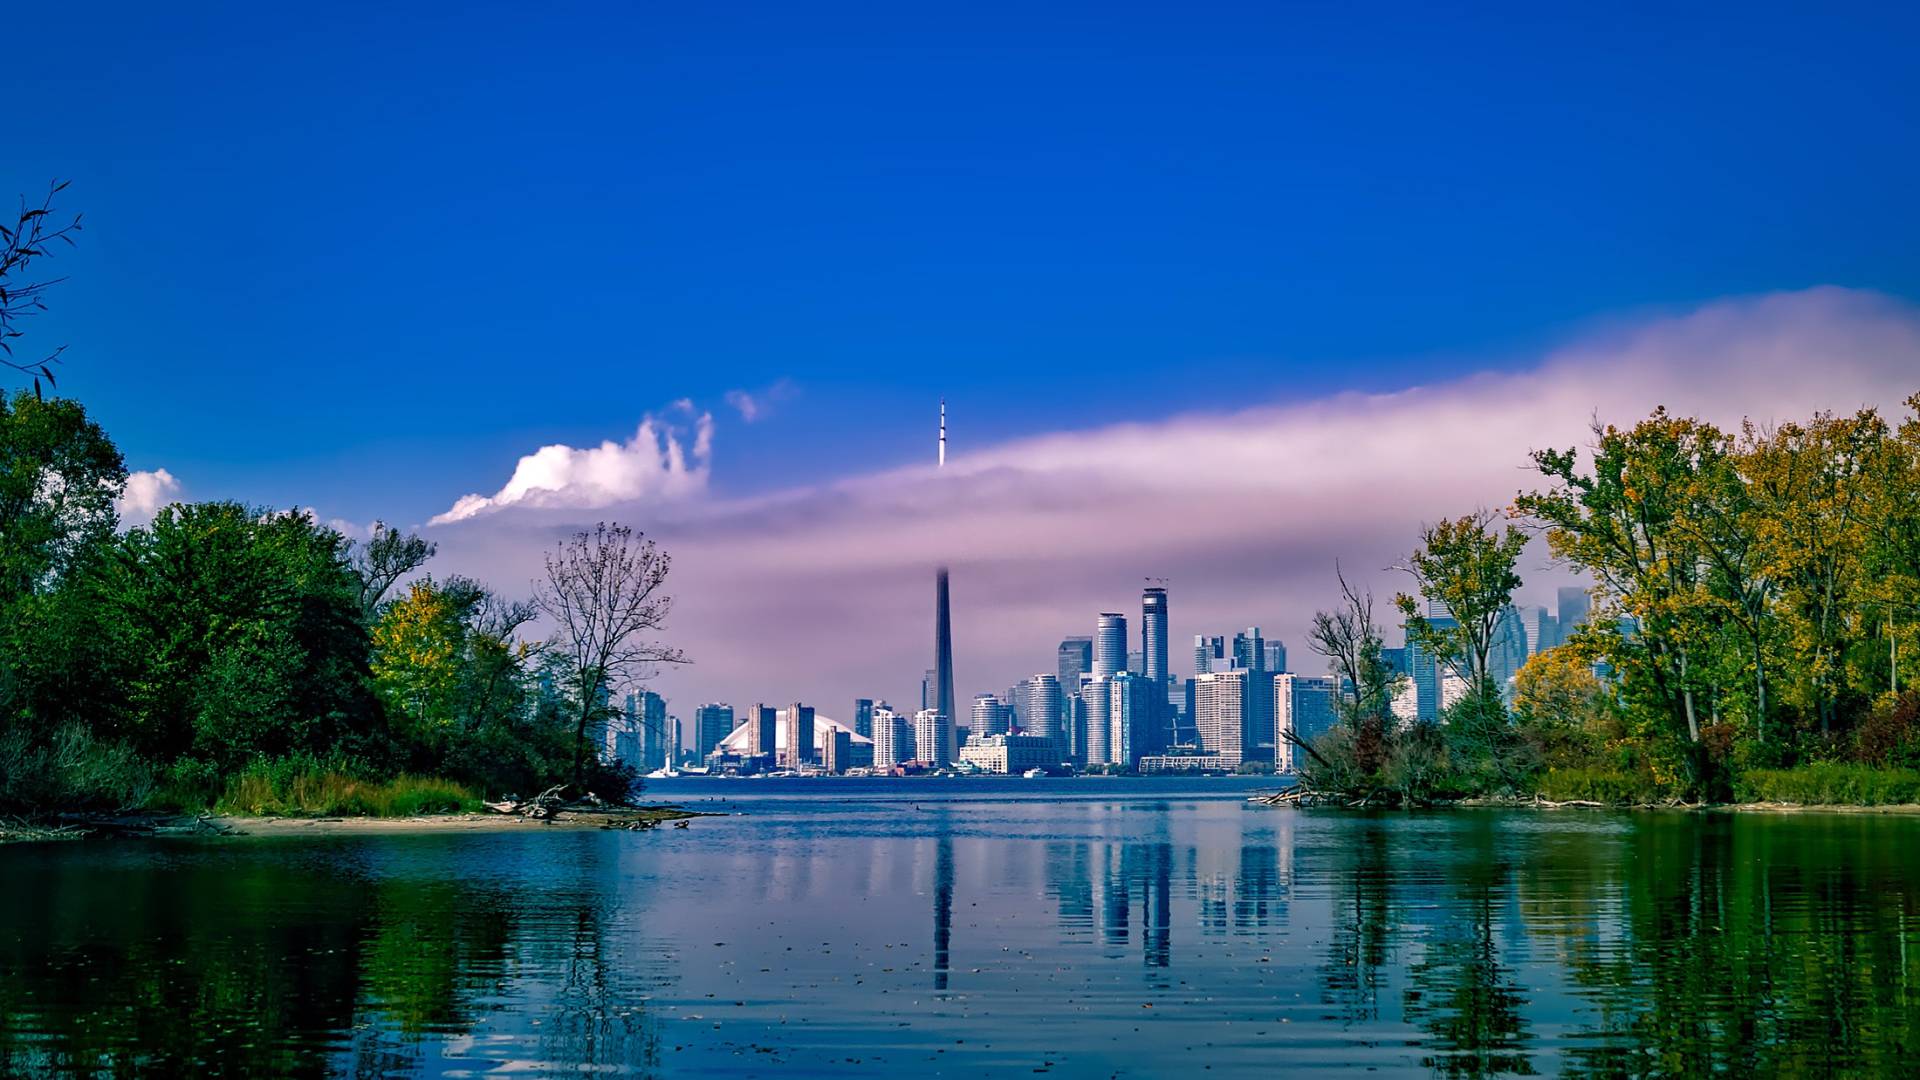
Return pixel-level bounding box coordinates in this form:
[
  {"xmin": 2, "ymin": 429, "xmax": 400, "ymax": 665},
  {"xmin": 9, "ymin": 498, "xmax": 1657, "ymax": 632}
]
[{"xmin": 3, "ymin": 777, "xmax": 1918, "ymax": 1077}]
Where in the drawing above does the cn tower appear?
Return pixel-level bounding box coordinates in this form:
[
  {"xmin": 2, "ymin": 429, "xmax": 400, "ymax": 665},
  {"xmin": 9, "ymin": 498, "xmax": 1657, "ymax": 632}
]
[{"xmin": 931, "ymin": 400, "xmax": 956, "ymax": 765}]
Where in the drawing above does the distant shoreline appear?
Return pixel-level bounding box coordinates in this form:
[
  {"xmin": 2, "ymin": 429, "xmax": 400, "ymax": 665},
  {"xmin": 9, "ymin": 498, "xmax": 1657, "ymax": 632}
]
[{"xmin": 0, "ymin": 805, "xmax": 710, "ymax": 845}]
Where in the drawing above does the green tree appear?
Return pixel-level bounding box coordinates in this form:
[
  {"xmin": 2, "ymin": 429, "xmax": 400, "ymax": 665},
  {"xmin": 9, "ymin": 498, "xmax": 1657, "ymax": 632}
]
[{"xmin": 1394, "ymin": 509, "xmax": 1527, "ymax": 697}]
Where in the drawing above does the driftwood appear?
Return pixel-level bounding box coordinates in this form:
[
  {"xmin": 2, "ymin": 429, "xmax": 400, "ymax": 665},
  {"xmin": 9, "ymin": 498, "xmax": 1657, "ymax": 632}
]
[{"xmin": 485, "ymin": 784, "xmax": 571, "ymax": 819}]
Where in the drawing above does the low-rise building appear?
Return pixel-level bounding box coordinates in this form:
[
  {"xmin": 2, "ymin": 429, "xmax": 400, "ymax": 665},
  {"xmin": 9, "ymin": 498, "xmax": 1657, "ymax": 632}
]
[{"xmin": 957, "ymin": 733, "xmax": 1059, "ymax": 774}]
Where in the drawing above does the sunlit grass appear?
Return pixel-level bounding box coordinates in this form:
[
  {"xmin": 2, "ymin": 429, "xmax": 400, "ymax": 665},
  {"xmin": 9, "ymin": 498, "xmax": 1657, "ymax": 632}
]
[
  {"xmin": 215, "ymin": 768, "xmax": 482, "ymax": 817},
  {"xmin": 1734, "ymin": 764, "xmax": 1920, "ymax": 807}
]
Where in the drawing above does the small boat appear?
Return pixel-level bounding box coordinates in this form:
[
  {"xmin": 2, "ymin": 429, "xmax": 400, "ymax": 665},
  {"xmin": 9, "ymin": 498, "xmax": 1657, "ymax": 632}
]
[{"xmin": 1023, "ymin": 768, "xmax": 1047, "ymax": 779}]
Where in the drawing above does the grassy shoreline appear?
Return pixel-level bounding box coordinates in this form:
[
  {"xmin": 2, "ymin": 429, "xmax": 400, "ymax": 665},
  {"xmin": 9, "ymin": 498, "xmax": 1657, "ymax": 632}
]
[{"xmin": 1, "ymin": 804, "xmax": 711, "ymax": 845}]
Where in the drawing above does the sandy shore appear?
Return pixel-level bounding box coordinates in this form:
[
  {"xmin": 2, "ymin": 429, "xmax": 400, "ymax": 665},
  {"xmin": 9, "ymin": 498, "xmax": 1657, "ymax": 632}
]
[{"xmin": 220, "ymin": 805, "xmax": 708, "ymax": 837}]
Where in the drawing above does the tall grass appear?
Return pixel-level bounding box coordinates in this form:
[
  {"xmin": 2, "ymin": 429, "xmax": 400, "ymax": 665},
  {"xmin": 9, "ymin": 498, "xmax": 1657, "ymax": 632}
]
[
  {"xmin": 215, "ymin": 762, "xmax": 480, "ymax": 817},
  {"xmin": 1733, "ymin": 764, "xmax": 1920, "ymax": 806},
  {"xmin": 1535, "ymin": 766, "xmax": 1665, "ymax": 805}
]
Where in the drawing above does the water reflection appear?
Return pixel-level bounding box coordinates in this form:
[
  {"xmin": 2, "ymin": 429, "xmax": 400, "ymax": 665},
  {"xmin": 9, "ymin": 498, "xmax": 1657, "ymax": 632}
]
[{"xmin": 2, "ymin": 787, "xmax": 1917, "ymax": 1077}]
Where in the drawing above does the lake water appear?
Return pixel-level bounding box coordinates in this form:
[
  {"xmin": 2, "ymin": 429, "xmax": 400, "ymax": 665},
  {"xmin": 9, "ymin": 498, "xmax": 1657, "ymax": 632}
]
[{"xmin": 3, "ymin": 776, "xmax": 1917, "ymax": 1077}]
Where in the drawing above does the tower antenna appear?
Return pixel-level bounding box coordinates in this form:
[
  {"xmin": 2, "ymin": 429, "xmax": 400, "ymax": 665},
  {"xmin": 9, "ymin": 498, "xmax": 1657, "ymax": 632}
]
[{"xmin": 938, "ymin": 398, "xmax": 947, "ymax": 469}]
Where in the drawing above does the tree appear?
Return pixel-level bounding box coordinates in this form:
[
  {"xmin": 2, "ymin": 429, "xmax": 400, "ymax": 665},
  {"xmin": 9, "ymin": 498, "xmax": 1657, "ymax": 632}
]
[
  {"xmin": 534, "ymin": 523, "xmax": 685, "ymax": 788},
  {"xmin": 1394, "ymin": 510, "xmax": 1528, "ymax": 696},
  {"xmin": 0, "ymin": 182, "xmax": 83, "ymax": 398},
  {"xmin": 1517, "ymin": 411, "xmax": 1728, "ymax": 747},
  {"xmin": 1307, "ymin": 562, "xmax": 1400, "ymax": 776},
  {"xmin": 0, "ymin": 391, "xmax": 125, "ymax": 604},
  {"xmin": 351, "ymin": 522, "xmax": 436, "ymax": 617}
]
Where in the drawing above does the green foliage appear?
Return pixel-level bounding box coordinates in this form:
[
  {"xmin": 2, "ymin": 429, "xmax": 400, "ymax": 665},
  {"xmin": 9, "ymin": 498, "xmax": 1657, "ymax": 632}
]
[
  {"xmin": 1395, "ymin": 509, "xmax": 1527, "ymax": 696},
  {"xmin": 214, "ymin": 758, "xmax": 481, "ymax": 817},
  {"xmin": 0, "ymin": 724, "xmax": 153, "ymax": 813},
  {"xmin": 1733, "ymin": 764, "xmax": 1920, "ymax": 806},
  {"xmin": 1536, "ymin": 767, "xmax": 1665, "ymax": 804}
]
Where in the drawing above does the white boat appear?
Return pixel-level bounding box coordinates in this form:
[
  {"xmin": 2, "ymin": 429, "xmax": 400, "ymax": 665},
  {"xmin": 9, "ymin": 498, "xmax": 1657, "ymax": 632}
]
[{"xmin": 1022, "ymin": 768, "xmax": 1046, "ymax": 779}]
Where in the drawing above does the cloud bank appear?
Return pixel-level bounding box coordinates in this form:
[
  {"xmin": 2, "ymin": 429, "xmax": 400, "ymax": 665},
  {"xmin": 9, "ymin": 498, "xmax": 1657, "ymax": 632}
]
[
  {"xmin": 431, "ymin": 412, "xmax": 713, "ymax": 524},
  {"xmin": 116, "ymin": 468, "xmax": 181, "ymax": 527},
  {"xmin": 427, "ymin": 288, "xmax": 1920, "ymax": 717}
]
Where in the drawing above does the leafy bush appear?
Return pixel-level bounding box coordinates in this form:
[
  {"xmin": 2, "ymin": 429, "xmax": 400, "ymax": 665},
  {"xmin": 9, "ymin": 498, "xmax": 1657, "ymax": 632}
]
[
  {"xmin": 1734, "ymin": 763, "xmax": 1920, "ymax": 806},
  {"xmin": 215, "ymin": 758, "xmax": 480, "ymax": 817},
  {"xmin": 0, "ymin": 724, "xmax": 154, "ymax": 814},
  {"xmin": 1854, "ymin": 692, "xmax": 1920, "ymax": 769},
  {"xmin": 1536, "ymin": 766, "xmax": 1663, "ymax": 804}
]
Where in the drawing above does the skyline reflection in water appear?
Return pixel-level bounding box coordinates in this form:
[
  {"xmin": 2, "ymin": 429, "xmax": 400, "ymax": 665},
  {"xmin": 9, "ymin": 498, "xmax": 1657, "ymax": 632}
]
[{"xmin": 2, "ymin": 776, "xmax": 1916, "ymax": 1077}]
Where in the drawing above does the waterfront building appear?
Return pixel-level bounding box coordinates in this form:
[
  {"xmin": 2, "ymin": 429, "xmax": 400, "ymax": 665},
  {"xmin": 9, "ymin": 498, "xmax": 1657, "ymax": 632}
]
[
  {"xmin": 1109, "ymin": 671, "xmax": 1156, "ymax": 769},
  {"xmin": 780, "ymin": 704, "xmax": 815, "ymax": 767},
  {"xmin": 1024, "ymin": 674, "xmax": 1065, "ymax": 743},
  {"xmin": 694, "ymin": 703, "xmax": 734, "ymax": 762},
  {"xmin": 853, "ymin": 698, "xmax": 874, "ymax": 739},
  {"xmin": 1137, "ymin": 751, "xmax": 1232, "ymax": 774},
  {"xmin": 1057, "ymin": 637, "xmax": 1093, "ymax": 694},
  {"xmin": 1231, "ymin": 628, "xmax": 1273, "ymax": 758},
  {"xmin": 1192, "ymin": 669, "xmax": 1251, "ymax": 767},
  {"xmin": 1082, "ymin": 676, "xmax": 1111, "ymax": 765},
  {"xmin": 748, "ymin": 704, "xmax": 778, "ymax": 760},
  {"xmin": 957, "ymin": 733, "xmax": 1059, "ymax": 774},
  {"xmin": 1274, "ymin": 673, "xmax": 1338, "ymax": 773},
  {"xmin": 872, "ymin": 705, "xmax": 914, "ymax": 768},
  {"xmin": 1095, "ymin": 613, "xmax": 1128, "ymax": 678},
  {"xmin": 821, "ymin": 728, "xmax": 852, "ymax": 774},
  {"xmin": 972, "ymin": 693, "xmax": 1011, "ymax": 738},
  {"xmin": 1067, "ymin": 692, "xmax": 1088, "ymax": 766},
  {"xmin": 914, "ymin": 708, "xmax": 951, "ymax": 767}
]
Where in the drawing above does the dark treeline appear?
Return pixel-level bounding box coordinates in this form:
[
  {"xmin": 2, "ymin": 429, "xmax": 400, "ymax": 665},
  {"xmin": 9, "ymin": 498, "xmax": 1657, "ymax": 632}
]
[{"xmin": 1304, "ymin": 395, "xmax": 1920, "ymax": 805}]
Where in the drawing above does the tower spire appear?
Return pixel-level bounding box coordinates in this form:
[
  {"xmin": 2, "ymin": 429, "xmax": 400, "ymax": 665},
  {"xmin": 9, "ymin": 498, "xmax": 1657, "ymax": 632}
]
[{"xmin": 938, "ymin": 398, "xmax": 947, "ymax": 468}]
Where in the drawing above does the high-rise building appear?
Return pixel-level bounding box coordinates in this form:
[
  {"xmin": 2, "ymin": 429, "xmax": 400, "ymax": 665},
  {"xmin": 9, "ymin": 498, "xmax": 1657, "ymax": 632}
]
[
  {"xmin": 1194, "ymin": 635, "xmax": 1226, "ymax": 675},
  {"xmin": 1024, "ymin": 674, "xmax": 1065, "ymax": 744},
  {"xmin": 1274, "ymin": 673, "xmax": 1339, "ymax": 773},
  {"xmin": 1231, "ymin": 628, "xmax": 1272, "ymax": 758},
  {"xmin": 1095, "ymin": 613, "xmax": 1128, "ymax": 678},
  {"xmin": 1192, "ymin": 669, "xmax": 1251, "ymax": 767},
  {"xmin": 747, "ymin": 703, "xmax": 778, "ymax": 760},
  {"xmin": 914, "ymin": 708, "xmax": 951, "ymax": 767},
  {"xmin": 1056, "ymin": 637, "xmax": 1093, "ymax": 694},
  {"xmin": 782, "ymin": 703, "xmax": 815, "ymax": 767},
  {"xmin": 821, "ymin": 728, "xmax": 852, "ymax": 775},
  {"xmin": 1557, "ymin": 586, "xmax": 1591, "ymax": 636},
  {"xmin": 972, "ymin": 693, "xmax": 1011, "ymax": 738},
  {"xmin": 627, "ymin": 689, "xmax": 668, "ymax": 771},
  {"xmin": 872, "ymin": 705, "xmax": 914, "ymax": 769},
  {"xmin": 1082, "ymin": 676, "xmax": 1111, "ymax": 765},
  {"xmin": 1141, "ymin": 586, "xmax": 1169, "ymax": 685},
  {"xmin": 1516, "ymin": 606, "xmax": 1552, "ymax": 656},
  {"xmin": 1264, "ymin": 640, "xmax": 1288, "ymax": 674},
  {"xmin": 695, "ymin": 703, "xmax": 734, "ymax": 762},
  {"xmin": 921, "ymin": 668, "xmax": 937, "ymax": 713},
  {"xmin": 1067, "ymin": 692, "xmax": 1088, "ymax": 765},
  {"xmin": 1109, "ymin": 671, "xmax": 1155, "ymax": 769},
  {"xmin": 853, "ymin": 698, "xmax": 875, "ymax": 739}
]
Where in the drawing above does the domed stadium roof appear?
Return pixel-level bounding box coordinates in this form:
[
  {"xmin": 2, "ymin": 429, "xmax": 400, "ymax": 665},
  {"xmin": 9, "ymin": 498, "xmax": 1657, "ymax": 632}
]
[{"xmin": 716, "ymin": 714, "xmax": 873, "ymax": 753}]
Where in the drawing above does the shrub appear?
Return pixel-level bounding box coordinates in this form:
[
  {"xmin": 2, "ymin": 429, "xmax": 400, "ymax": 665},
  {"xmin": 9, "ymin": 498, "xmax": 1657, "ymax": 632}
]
[
  {"xmin": 1854, "ymin": 692, "xmax": 1920, "ymax": 769},
  {"xmin": 1536, "ymin": 766, "xmax": 1663, "ymax": 805},
  {"xmin": 1733, "ymin": 763, "xmax": 1920, "ymax": 806},
  {"xmin": 0, "ymin": 724, "xmax": 154, "ymax": 815}
]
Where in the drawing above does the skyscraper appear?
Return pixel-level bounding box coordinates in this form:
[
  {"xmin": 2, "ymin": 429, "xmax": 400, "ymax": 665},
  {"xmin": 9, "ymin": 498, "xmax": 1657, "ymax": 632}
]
[
  {"xmin": 1095, "ymin": 613, "xmax": 1128, "ymax": 678},
  {"xmin": 1109, "ymin": 670, "xmax": 1155, "ymax": 769},
  {"xmin": 853, "ymin": 698, "xmax": 874, "ymax": 739},
  {"xmin": 915, "ymin": 708, "xmax": 950, "ymax": 767},
  {"xmin": 1274, "ymin": 673, "xmax": 1338, "ymax": 772},
  {"xmin": 1141, "ymin": 586, "xmax": 1169, "ymax": 685},
  {"xmin": 1557, "ymin": 585, "xmax": 1591, "ymax": 639},
  {"xmin": 1057, "ymin": 637, "xmax": 1093, "ymax": 693},
  {"xmin": 1083, "ymin": 676, "xmax": 1112, "ymax": 765},
  {"xmin": 931, "ymin": 401, "xmax": 957, "ymax": 764},
  {"xmin": 1024, "ymin": 674, "xmax": 1065, "ymax": 744},
  {"xmin": 782, "ymin": 703, "xmax": 815, "ymax": 767},
  {"xmin": 748, "ymin": 704, "xmax": 778, "ymax": 760},
  {"xmin": 694, "ymin": 703, "xmax": 734, "ymax": 761},
  {"xmin": 872, "ymin": 705, "xmax": 914, "ymax": 769},
  {"xmin": 972, "ymin": 693, "xmax": 1011, "ymax": 738},
  {"xmin": 1194, "ymin": 635, "xmax": 1226, "ymax": 675},
  {"xmin": 1192, "ymin": 669, "xmax": 1251, "ymax": 767},
  {"xmin": 1264, "ymin": 640, "xmax": 1288, "ymax": 674}
]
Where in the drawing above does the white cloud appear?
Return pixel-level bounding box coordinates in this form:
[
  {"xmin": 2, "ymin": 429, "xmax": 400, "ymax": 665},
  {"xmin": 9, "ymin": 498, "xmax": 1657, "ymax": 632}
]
[
  {"xmin": 431, "ymin": 413, "xmax": 713, "ymax": 525},
  {"xmin": 116, "ymin": 468, "xmax": 181, "ymax": 527},
  {"xmin": 426, "ymin": 288, "xmax": 1920, "ymax": 714}
]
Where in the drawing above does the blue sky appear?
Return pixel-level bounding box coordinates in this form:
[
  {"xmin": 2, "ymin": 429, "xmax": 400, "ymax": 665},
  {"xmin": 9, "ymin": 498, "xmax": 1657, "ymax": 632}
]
[{"xmin": 10, "ymin": 1, "xmax": 1917, "ymax": 527}]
